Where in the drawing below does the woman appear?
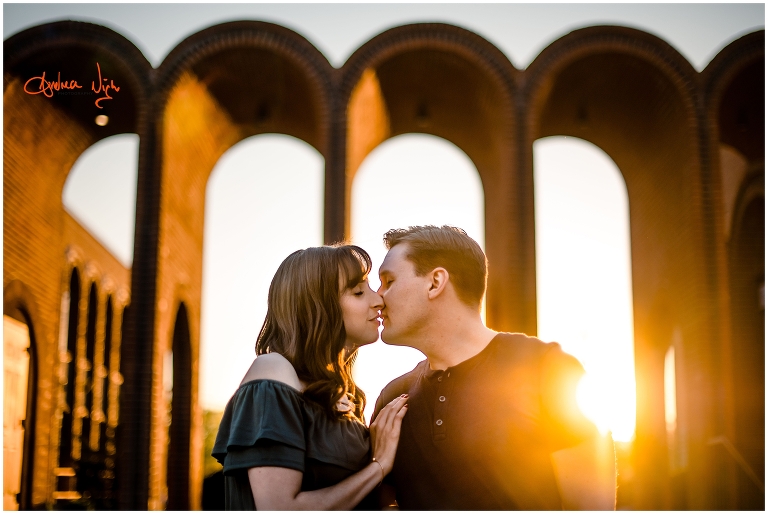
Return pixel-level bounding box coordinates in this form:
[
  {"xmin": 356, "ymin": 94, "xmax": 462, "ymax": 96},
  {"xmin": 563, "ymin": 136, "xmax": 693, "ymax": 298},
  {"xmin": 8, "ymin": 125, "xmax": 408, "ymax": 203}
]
[{"xmin": 212, "ymin": 245, "xmax": 407, "ymax": 510}]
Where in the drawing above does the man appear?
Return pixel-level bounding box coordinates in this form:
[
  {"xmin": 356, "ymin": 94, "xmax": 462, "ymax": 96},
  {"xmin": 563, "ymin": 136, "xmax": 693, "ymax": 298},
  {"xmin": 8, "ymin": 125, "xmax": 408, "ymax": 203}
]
[{"xmin": 372, "ymin": 225, "xmax": 616, "ymax": 510}]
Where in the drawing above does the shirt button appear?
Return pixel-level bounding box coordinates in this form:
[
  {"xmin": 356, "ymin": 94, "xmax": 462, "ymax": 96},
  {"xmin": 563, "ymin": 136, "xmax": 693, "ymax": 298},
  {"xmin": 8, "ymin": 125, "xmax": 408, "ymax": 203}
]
[
  {"xmin": 438, "ymin": 396, "xmax": 446, "ymax": 402},
  {"xmin": 437, "ymin": 377, "xmax": 442, "ymax": 382},
  {"xmin": 435, "ymin": 419, "xmax": 443, "ymax": 426}
]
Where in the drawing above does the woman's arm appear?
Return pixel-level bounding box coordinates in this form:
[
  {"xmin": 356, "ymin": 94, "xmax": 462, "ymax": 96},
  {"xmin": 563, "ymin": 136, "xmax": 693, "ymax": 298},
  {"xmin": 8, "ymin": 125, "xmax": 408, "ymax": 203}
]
[
  {"xmin": 248, "ymin": 462, "xmax": 381, "ymax": 510},
  {"xmin": 248, "ymin": 394, "xmax": 409, "ymax": 510}
]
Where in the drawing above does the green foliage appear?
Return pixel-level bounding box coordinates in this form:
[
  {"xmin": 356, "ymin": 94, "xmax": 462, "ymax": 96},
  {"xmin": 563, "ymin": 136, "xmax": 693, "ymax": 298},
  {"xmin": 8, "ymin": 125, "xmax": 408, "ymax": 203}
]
[{"xmin": 203, "ymin": 410, "xmax": 224, "ymax": 477}]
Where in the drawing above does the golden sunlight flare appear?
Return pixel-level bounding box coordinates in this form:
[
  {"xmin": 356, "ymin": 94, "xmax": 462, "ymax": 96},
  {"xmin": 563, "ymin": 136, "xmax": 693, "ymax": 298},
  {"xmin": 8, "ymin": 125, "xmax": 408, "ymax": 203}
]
[{"xmin": 577, "ymin": 369, "xmax": 637, "ymax": 442}]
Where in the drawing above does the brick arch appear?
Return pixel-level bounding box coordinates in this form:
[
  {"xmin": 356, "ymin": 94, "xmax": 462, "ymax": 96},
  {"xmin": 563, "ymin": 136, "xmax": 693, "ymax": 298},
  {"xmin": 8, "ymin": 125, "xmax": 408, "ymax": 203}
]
[
  {"xmin": 155, "ymin": 20, "xmax": 334, "ymax": 156},
  {"xmin": 4, "ymin": 20, "xmax": 151, "ymax": 188},
  {"xmin": 697, "ymin": 30, "xmax": 765, "ymax": 510},
  {"xmin": 3, "ymin": 280, "xmax": 40, "ymax": 510},
  {"xmin": 132, "ymin": 22, "xmax": 335, "ymax": 509},
  {"xmin": 525, "ymin": 26, "xmax": 698, "ymax": 108},
  {"xmin": 524, "ymin": 25, "xmax": 700, "ymax": 180},
  {"xmin": 340, "ymin": 23, "xmax": 531, "ymax": 333},
  {"xmin": 523, "ymin": 25, "xmax": 720, "ymax": 509},
  {"xmin": 4, "ymin": 280, "xmax": 42, "ymax": 330},
  {"xmin": 703, "ymin": 30, "xmax": 764, "ymax": 163},
  {"xmin": 339, "ymin": 22, "xmax": 519, "ymax": 173}
]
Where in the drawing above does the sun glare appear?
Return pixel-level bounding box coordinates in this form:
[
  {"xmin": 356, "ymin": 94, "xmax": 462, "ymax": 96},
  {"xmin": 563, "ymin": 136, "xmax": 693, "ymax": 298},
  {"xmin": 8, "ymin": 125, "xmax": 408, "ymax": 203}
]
[{"xmin": 534, "ymin": 137, "xmax": 637, "ymax": 442}]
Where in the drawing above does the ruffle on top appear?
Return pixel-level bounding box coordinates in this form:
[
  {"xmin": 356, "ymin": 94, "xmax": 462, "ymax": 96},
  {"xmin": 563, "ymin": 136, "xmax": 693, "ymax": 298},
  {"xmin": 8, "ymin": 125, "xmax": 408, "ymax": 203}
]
[{"xmin": 212, "ymin": 379, "xmax": 371, "ymax": 475}]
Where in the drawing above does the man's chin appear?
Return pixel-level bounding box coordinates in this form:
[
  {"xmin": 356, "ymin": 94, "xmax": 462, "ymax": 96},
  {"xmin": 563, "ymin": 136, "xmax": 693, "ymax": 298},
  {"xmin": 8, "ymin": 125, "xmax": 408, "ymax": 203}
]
[{"xmin": 380, "ymin": 330, "xmax": 405, "ymax": 347}]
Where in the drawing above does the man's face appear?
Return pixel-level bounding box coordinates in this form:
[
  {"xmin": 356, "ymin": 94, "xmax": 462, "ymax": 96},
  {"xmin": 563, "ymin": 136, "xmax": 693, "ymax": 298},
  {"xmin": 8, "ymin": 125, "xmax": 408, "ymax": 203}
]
[{"xmin": 377, "ymin": 243, "xmax": 431, "ymax": 346}]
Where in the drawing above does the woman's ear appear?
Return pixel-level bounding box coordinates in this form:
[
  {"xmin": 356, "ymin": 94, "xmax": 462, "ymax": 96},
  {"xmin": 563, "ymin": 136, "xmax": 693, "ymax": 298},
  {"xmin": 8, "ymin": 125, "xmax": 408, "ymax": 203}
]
[{"xmin": 427, "ymin": 268, "xmax": 449, "ymax": 300}]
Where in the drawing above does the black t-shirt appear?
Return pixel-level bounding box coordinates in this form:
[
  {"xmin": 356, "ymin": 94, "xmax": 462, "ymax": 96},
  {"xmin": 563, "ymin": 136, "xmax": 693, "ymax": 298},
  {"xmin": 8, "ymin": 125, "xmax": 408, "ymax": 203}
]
[{"xmin": 372, "ymin": 332, "xmax": 597, "ymax": 510}]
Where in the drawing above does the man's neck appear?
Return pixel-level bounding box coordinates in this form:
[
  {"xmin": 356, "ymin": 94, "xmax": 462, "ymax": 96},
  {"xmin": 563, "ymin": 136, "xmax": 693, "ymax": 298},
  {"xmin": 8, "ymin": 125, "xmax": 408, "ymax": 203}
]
[{"xmin": 421, "ymin": 312, "xmax": 498, "ymax": 371}]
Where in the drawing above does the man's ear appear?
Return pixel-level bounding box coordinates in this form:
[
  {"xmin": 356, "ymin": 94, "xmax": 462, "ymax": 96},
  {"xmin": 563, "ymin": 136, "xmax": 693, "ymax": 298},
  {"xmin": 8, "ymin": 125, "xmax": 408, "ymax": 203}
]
[{"xmin": 427, "ymin": 268, "xmax": 449, "ymax": 300}]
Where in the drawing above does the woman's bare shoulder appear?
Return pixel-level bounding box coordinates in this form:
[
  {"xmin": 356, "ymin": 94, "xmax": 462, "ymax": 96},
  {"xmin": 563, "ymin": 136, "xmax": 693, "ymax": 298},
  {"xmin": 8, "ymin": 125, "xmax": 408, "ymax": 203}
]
[{"xmin": 240, "ymin": 353, "xmax": 304, "ymax": 391}]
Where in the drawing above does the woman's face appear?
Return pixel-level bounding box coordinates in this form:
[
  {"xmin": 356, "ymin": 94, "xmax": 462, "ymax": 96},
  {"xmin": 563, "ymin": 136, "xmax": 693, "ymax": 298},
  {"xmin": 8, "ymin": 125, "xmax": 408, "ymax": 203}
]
[{"xmin": 340, "ymin": 275, "xmax": 384, "ymax": 351}]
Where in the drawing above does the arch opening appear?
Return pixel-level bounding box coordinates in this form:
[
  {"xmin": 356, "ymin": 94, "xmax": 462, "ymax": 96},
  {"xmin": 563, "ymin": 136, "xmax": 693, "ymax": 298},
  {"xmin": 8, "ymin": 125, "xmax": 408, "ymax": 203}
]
[
  {"xmin": 3, "ymin": 315, "xmax": 32, "ymax": 510},
  {"xmin": 100, "ymin": 296, "xmax": 113, "ymax": 449},
  {"xmin": 166, "ymin": 303, "xmax": 192, "ymax": 510},
  {"xmin": 2, "ymin": 283, "xmax": 39, "ymax": 511},
  {"xmin": 63, "ymin": 134, "xmax": 139, "ymax": 268},
  {"xmin": 199, "ymin": 134, "xmax": 324, "ymax": 414},
  {"xmin": 82, "ymin": 283, "xmax": 98, "ymax": 451},
  {"xmin": 533, "ymin": 136, "xmax": 636, "ymax": 443},
  {"xmin": 60, "ymin": 270, "xmax": 80, "ymax": 471},
  {"xmin": 531, "ymin": 45, "xmax": 708, "ymax": 510},
  {"xmin": 350, "ymin": 133, "xmax": 485, "ymax": 422}
]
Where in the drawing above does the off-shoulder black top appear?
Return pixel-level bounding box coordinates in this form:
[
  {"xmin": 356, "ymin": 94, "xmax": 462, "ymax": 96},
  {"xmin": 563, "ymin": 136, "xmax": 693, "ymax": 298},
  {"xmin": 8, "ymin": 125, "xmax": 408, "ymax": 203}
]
[{"xmin": 212, "ymin": 379, "xmax": 375, "ymax": 510}]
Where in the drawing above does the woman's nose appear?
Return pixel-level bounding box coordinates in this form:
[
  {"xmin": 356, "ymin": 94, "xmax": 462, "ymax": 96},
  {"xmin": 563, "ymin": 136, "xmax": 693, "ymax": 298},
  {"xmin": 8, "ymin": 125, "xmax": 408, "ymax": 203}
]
[{"xmin": 371, "ymin": 290, "xmax": 384, "ymax": 309}]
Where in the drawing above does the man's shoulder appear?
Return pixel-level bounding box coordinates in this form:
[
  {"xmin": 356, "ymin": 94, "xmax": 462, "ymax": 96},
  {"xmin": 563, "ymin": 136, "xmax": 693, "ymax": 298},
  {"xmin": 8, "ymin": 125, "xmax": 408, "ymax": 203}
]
[
  {"xmin": 490, "ymin": 332, "xmax": 565, "ymax": 362},
  {"xmin": 373, "ymin": 360, "xmax": 427, "ymax": 415},
  {"xmin": 382, "ymin": 359, "xmax": 426, "ymax": 396}
]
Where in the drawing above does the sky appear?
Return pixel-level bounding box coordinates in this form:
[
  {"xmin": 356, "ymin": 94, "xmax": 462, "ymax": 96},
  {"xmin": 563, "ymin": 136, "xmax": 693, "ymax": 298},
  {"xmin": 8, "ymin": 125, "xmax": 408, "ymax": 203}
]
[
  {"xmin": 5, "ymin": 3, "xmax": 763, "ymax": 70},
  {"xmin": 6, "ymin": 3, "xmax": 764, "ymax": 441}
]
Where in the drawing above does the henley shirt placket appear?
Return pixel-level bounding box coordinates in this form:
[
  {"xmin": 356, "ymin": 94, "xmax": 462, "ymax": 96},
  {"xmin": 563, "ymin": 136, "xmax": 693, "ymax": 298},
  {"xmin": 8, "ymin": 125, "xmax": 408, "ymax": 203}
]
[{"xmin": 429, "ymin": 369, "xmax": 457, "ymax": 444}]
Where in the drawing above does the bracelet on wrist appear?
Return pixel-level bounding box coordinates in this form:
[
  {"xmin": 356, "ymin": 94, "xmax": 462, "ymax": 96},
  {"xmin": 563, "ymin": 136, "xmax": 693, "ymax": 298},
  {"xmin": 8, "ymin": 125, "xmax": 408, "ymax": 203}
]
[{"xmin": 371, "ymin": 457, "xmax": 385, "ymax": 486}]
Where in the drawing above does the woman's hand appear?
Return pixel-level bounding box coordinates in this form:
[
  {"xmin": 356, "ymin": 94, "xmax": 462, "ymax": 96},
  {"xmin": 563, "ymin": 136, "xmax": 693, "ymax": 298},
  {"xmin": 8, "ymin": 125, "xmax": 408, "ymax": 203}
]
[
  {"xmin": 249, "ymin": 395, "xmax": 408, "ymax": 510},
  {"xmin": 369, "ymin": 394, "xmax": 409, "ymax": 475}
]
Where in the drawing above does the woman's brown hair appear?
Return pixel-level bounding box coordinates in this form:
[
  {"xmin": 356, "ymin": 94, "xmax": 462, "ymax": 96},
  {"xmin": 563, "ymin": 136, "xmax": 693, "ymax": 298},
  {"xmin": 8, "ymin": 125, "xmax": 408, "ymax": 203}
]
[{"xmin": 255, "ymin": 245, "xmax": 372, "ymax": 421}]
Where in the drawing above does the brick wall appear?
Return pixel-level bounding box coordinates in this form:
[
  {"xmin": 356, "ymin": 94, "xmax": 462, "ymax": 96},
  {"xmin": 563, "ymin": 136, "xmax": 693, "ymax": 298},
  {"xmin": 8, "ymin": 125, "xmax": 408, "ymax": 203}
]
[
  {"xmin": 149, "ymin": 72, "xmax": 240, "ymax": 510},
  {"xmin": 4, "ymin": 79, "xmax": 131, "ymax": 506}
]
